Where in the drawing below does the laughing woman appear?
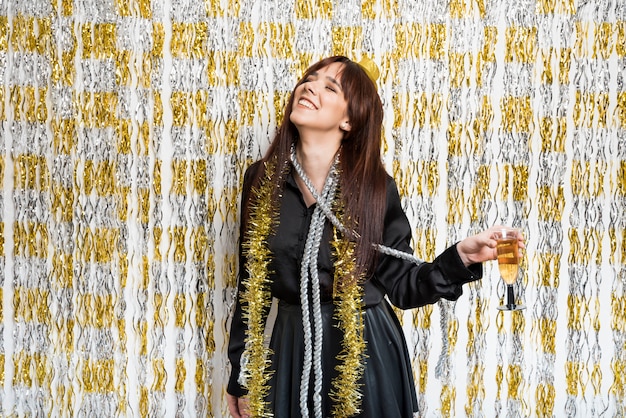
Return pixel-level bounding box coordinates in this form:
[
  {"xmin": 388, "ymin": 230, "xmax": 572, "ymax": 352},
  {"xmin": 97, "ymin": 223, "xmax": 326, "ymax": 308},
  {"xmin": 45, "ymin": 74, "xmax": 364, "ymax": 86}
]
[{"xmin": 226, "ymin": 56, "xmax": 523, "ymax": 418}]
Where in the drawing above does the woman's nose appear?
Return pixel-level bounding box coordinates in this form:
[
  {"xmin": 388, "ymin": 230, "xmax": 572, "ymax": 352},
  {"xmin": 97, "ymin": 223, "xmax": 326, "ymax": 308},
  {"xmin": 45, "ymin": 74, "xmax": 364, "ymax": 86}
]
[{"xmin": 306, "ymin": 82, "xmax": 317, "ymax": 95}]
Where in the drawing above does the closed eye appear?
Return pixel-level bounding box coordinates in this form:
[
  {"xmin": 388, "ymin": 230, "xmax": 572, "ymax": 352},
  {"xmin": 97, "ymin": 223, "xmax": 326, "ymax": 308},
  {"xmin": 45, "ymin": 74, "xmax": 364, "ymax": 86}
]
[{"xmin": 325, "ymin": 76, "xmax": 342, "ymax": 92}]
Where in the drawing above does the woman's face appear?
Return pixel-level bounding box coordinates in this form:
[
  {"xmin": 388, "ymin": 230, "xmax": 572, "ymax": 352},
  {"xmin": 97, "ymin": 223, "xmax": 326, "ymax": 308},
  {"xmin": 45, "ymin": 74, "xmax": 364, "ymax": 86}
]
[{"xmin": 289, "ymin": 62, "xmax": 350, "ymax": 135}]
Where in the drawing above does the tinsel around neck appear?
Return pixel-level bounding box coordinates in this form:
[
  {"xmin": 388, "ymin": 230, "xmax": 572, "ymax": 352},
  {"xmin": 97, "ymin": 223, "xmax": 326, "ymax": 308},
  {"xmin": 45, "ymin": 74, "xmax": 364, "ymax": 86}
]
[{"xmin": 239, "ymin": 158, "xmax": 366, "ymax": 417}]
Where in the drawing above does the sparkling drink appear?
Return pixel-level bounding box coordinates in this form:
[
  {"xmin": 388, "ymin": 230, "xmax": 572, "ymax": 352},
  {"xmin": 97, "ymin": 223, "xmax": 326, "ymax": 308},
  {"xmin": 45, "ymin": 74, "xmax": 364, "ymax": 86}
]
[
  {"xmin": 494, "ymin": 227, "xmax": 525, "ymax": 311},
  {"xmin": 496, "ymin": 238, "xmax": 519, "ymax": 285}
]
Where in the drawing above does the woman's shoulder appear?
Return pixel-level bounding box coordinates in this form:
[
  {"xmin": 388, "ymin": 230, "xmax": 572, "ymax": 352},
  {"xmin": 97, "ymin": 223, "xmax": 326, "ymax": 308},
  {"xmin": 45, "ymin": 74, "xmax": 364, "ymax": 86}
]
[
  {"xmin": 242, "ymin": 160, "xmax": 264, "ymax": 183},
  {"xmin": 383, "ymin": 172, "xmax": 400, "ymax": 196},
  {"xmin": 245, "ymin": 159, "xmax": 264, "ymax": 174}
]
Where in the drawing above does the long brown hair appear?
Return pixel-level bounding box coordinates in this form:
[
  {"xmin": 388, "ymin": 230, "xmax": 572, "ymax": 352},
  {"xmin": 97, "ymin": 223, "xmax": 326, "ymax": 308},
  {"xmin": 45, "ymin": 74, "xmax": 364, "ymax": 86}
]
[{"xmin": 244, "ymin": 56, "xmax": 387, "ymax": 277}]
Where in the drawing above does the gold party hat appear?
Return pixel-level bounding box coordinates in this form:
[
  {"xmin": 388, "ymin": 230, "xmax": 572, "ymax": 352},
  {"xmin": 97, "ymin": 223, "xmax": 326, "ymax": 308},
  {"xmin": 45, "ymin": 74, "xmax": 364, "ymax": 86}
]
[{"xmin": 357, "ymin": 56, "xmax": 379, "ymax": 84}]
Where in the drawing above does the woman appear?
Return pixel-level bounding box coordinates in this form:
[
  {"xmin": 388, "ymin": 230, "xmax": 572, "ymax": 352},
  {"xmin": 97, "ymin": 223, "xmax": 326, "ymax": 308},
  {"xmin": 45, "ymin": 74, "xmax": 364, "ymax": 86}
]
[{"xmin": 227, "ymin": 56, "xmax": 522, "ymax": 418}]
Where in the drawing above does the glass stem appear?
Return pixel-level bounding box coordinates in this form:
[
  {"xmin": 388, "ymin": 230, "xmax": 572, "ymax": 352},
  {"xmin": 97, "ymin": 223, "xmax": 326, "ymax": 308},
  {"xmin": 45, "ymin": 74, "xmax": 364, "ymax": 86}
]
[{"xmin": 506, "ymin": 284, "xmax": 515, "ymax": 308}]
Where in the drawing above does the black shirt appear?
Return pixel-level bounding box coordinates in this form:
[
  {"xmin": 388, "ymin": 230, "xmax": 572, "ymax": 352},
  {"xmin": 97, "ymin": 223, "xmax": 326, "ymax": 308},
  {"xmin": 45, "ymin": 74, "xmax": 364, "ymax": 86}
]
[{"xmin": 227, "ymin": 161, "xmax": 482, "ymax": 396}]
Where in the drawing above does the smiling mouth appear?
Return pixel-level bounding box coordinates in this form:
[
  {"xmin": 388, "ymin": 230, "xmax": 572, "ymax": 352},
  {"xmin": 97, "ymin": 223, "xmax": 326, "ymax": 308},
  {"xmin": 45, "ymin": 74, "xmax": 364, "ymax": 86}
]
[{"xmin": 298, "ymin": 98, "xmax": 317, "ymax": 110}]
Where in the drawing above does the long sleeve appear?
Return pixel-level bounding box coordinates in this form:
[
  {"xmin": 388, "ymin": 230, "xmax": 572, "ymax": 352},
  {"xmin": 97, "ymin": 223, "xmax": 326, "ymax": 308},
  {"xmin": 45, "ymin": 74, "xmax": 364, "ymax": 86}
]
[
  {"xmin": 364, "ymin": 177, "xmax": 482, "ymax": 309},
  {"xmin": 226, "ymin": 278, "xmax": 249, "ymax": 397}
]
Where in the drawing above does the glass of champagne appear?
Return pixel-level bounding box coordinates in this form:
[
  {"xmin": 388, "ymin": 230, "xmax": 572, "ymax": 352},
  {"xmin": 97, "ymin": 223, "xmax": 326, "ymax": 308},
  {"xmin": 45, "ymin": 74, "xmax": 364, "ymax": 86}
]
[{"xmin": 495, "ymin": 227, "xmax": 524, "ymax": 311}]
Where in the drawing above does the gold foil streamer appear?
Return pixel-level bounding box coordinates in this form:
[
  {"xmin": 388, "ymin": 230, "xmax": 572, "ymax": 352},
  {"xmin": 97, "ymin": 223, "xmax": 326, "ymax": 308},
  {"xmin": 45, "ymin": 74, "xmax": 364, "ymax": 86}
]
[
  {"xmin": 239, "ymin": 91, "xmax": 260, "ymax": 126},
  {"xmin": 441, "ymin": 384, "xmax": 454, "ymax": 415},
  {"xmin": 81, "ymin": 23, "xmax": 117, "ymax": 58},
  {"xmin": 14, "ymin": 287, "xmax": 51, "ymax": 323},
  {"xmin": 0, "ymin": 87, "xmax": 5, "ymax": 121},
  {"xmin": 617, "ymin": 92, "xmax": 626, "ymax": 129},
  {"xmin": 536, "ymin": 382, "xmax": 556, "ymax": 416},
  {"xmin": 331, "ymin": 26, "xmax": 362, "ymax": 56},
  {"xmin": 175, "ymin": 357, "xmax": 186, "ymax": 393},
  {"xmin": 150, "ymin": 121, "xmax": 162, "ymax": 186},
  {"xmin": 428, "ymin": 24, "xmax": 446, "ymax": 61},
  {"xmin": 537, "ymin": 0, "xmax": 556, "ymax": 14},
  {"xmin": 541, "ymin": 48, "xmax": 554, "ymax": 85},
  {"xmin": 450, "ymin": 0, "xmax": 467, "ymax": 19},
  {"xmin": 0, "ymin": 16, "xmax": 8, "ymax": 51},
  {"xmin": 295, "ymin": 0, "xmax": 332, "ymax": 19},
  {"xmin": 77, "ymin": 294, "xmax": 115, "ymax": 328},
  {"xmin": 152, "ymin": 358, "xmax": 166, "ymax": 392},
  {"xmin": 446, "ymin": 189, "xmax": 465, "ymax": 225},
  {"xmin": 505, "ymin": 26, "xmax": 537, "ymax": 63},
  {"xmin": 593, "ymin": 22, "xmax": 613, "ymax": 60},
  {"xmin": 116, "ymin": 50, "xmax": 132, "ymax": 87},
  {"xmin": 268, "ymin": 22, "xmax": 295, "ymax": 58},
  {"xmin": 171, "ymin": 22, "xmax": 208, "ymax": 59},
  {"xmin": 10, "ymin": 15, "xmax": 36, "ymax": 52},
  {"xmin": 501, "ymin": 96, "xmax": 532, "ymax": 133},
  {"xmin": 448, "ymin": 122, "xmax": 463, "ymax": 156},
  {"xmin": 617, "ymin": 21, "xmax": 626, "ymax": 58},
  {"xmin": 238, "ymin": 22, "xmax": 254, "ymax": 57},
  {"xmin": 394, "ymin": 23, "xmax": 425, "ymax": 59},
  {"xmin": 78, "ymin": 92, "xmax": 118, "ymax": 128}
]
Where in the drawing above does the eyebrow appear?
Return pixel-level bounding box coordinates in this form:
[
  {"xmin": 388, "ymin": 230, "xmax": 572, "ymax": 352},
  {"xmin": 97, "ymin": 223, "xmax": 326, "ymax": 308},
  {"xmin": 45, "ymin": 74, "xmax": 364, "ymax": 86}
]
[{"xmin": 309, "ymin": 71, "xmax": 343, "ymax": 91}]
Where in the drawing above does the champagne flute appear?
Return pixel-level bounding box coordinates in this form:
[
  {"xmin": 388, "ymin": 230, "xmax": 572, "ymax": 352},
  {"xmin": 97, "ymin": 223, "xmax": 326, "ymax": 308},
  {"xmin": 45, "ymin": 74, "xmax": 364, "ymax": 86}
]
[{"xmin": 495, "ymin": 227, "xmax": 524, "ymax": 311}]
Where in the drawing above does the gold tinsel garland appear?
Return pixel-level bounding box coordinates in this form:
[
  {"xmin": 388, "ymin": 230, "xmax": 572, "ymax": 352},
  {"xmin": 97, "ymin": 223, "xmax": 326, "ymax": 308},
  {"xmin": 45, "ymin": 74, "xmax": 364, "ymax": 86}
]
[
  {"xmin": 240, "ymin": 162, "xmax": 277, "ymax": 417},
  {"xmin": 330, "ymin": 227, "xmax": 366, "ymax": 417}
]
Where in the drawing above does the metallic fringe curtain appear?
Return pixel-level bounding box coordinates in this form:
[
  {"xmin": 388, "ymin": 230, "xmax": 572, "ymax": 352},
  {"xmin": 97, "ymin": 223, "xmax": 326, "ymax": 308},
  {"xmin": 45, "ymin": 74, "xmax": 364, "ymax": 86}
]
[{"xmin": 0, "ymin": 0, "xmax": 625, "ymax": 416}]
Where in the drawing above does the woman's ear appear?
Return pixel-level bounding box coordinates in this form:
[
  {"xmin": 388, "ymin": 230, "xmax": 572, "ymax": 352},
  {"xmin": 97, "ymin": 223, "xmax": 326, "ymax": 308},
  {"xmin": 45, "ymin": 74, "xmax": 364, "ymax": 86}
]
[{"xmin": 340, "ymin": 121, "xmax": 351, "ymax": 132}]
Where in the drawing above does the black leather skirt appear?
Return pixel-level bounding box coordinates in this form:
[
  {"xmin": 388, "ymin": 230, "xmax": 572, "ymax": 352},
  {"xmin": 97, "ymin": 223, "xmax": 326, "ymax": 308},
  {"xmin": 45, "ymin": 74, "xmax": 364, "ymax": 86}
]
[{"xmin": 267, "ymin": 298, "xmax": 418, "ymax": 417}]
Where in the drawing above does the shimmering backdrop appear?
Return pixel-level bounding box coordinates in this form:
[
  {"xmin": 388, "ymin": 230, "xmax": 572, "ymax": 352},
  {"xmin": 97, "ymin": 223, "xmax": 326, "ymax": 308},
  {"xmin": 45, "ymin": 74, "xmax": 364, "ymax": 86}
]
[{"xmin": 0, "ymin": 0, "xmax": 624, "ymax": 416}]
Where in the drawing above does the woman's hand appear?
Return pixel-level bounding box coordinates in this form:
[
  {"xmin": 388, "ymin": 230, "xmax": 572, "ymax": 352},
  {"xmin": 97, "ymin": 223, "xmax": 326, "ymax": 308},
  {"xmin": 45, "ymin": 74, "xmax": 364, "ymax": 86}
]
[
  {"xmin": 456, "ymin": 225, "xmax": 525, "ymax": 266},
  {"xmin": 227, "ymin": 393, "xmax": 250, "ymax": 418}
]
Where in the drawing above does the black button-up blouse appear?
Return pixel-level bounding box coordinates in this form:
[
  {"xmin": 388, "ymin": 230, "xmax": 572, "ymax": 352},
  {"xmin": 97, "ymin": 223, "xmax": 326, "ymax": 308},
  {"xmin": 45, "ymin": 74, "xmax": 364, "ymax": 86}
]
[{"xmin": 227, "ymin": 161, "xmax": 482, "ymax": 396}]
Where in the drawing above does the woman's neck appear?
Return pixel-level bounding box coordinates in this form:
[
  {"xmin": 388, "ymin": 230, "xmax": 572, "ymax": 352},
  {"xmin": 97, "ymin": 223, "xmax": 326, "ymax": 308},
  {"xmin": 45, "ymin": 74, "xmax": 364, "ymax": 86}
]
[{"xmin": 294, "ymin": 139, "xmax": 340, "ymax": 206}]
